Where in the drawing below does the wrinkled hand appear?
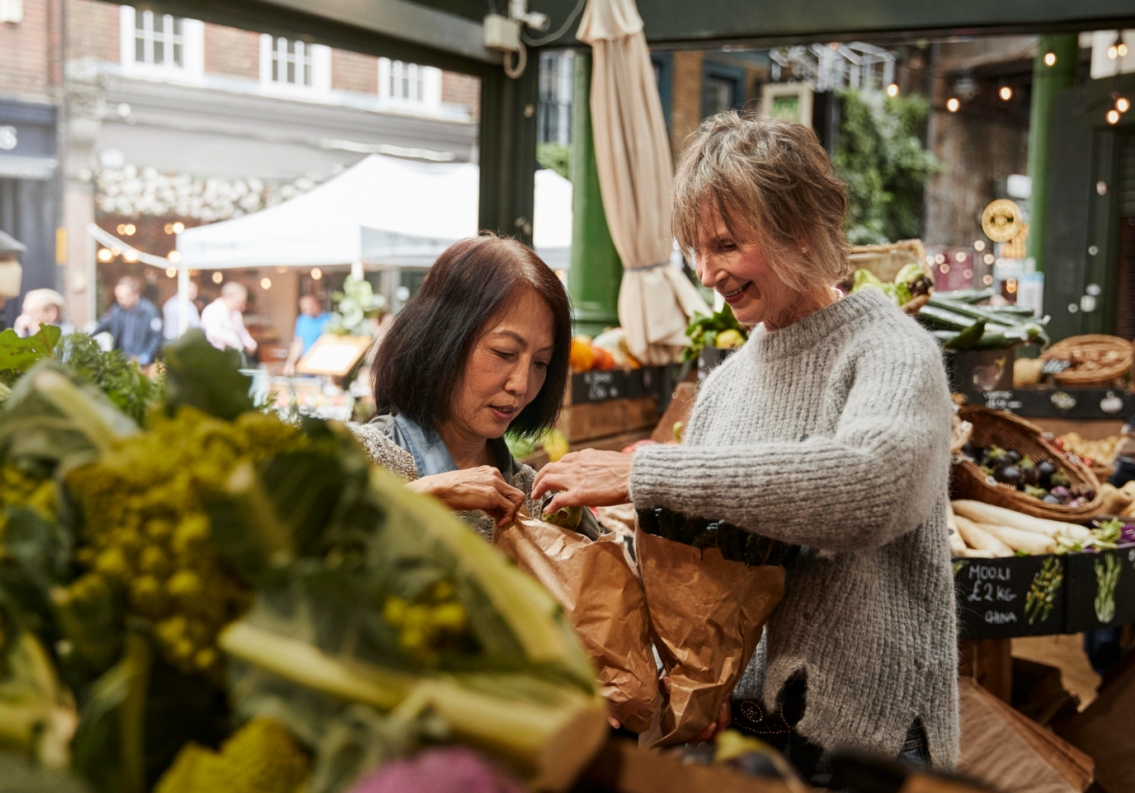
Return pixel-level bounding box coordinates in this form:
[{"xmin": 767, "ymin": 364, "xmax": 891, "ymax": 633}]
[
  {"xmin": 531, "ymin": 450, "xmax": 633, "ymax": 513},
  {"xmin": 408, "ymin": 466, "xmax": 526, "ymax": 527}
]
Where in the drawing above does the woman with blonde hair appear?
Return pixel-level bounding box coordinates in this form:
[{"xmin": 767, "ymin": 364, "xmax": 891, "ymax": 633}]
[{"xmin": 535, "ymin": 113, "xmax": 957, "ymax": 777}]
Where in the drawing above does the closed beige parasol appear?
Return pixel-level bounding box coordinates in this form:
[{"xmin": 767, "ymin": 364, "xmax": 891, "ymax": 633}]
[{"xmin": 577, "ymin": 0, "xmax": 708, "ymax": 365}]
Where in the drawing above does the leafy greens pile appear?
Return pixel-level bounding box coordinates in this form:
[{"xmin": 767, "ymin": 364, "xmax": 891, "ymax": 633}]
[
  {"xmin": 680, "ymin": 305, "xmax": 747, "ymax": 363},
  {"xmin": 0, "ymin": 331, "xmax": 606, "ymax": 793},
  {"xmin": 0, "ymin": 326, "xmax": 163, "ymax": 424}
]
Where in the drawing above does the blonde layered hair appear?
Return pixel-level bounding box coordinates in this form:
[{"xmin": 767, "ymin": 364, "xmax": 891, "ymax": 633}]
[{"xmin": 673, "ymin": 112, "xmax": 851, "ymax": 292}]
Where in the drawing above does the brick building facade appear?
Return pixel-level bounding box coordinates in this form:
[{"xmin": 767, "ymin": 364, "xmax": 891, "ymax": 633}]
[{"xmin": 1, "ymin": 0, "xmax": 482, "ymax": 331}]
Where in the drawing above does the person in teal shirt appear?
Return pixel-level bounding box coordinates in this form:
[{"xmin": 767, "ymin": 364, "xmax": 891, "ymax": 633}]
[{"xmin": 284, "ymin": 293, "xmax": 330, "ymax": 375}]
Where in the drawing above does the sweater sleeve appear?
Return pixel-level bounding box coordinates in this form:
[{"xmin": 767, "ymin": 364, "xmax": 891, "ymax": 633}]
[{"xmin": 629, "ymin": 334, "xmax": 952, "ymax": 551}]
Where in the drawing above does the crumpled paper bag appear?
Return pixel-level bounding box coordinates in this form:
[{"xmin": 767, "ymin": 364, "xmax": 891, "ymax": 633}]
[
  {"xmin": 636, "ymin": 526, "xmax": 785, "ymax": 747},
  {"xmin": 494, "ymin": 515, "xmax": 659, "ymax": 733}
]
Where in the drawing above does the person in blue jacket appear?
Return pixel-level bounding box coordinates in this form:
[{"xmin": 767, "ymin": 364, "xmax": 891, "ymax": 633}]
[
  {"xmin": 92, "ymin": 276, "xmax": 163, "ymax": 366},
  {"xmin": 283, "ymin": 293, "xmax": 330, "ymax": 375}
]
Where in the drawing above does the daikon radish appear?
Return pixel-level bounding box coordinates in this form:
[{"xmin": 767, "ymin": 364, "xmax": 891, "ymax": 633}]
[
  {"xmin": 951, "ymin": 500, "xmax": 1092, "ymax": 541},
  {"xmin": 954, "ymin": 515, "xmax": 1014, "ymax": 556},
  {"xmin": 957, "ymin": 548, "xmax": 998, "ymax": 558},
  {"xmin": 946, "ymin": 503, "xmax": 958, "ymax": 533},
  {"xmin": 975, "ymin": 523, "xmax": 1055, "ymax": 555}
]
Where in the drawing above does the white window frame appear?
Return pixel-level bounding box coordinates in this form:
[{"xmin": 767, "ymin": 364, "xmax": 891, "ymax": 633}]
[
  {"xmin": 119, "ymin": 6, "xmax": 204, "ymax": 81},
  {"xmin": 259, "ymin": 35, "xmax": 332, "ymax": 94},
  {"xmin": 377, "ymin": 58, "xmax": 443, "ymax": 115}
]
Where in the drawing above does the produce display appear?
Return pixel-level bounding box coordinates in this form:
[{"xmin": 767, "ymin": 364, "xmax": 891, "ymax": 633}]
[
  {"xmin": 0, "ymin": 330, "xmax": 607, "ymax": 793},
  {"xmin": 1041, "ymin": 334, "xmax": 1133, "ymax": 386},
  {"xmin": 959, "ymin": 442, "xmax": 1095, "ymax": 508},
  {"xmin": 916, "ymin": 290, "xmax": 1048, "ymax": 350},
  {"xmin": 949, "ymin": 501, "xmax": 1115, "ymax": 557},
  {"xmin": 851, "ymin": 263, "xmax": 933, "ymax": 312},
  {"xmin": 569, "ymin": 329, "xmax": 640, "ymax": 372},
  {"xmin": 1056, "ymin": 432, "xmax": 1119, "ymax": 471},
  {"xmin": 680, "ymin": 305, "xmax": 747, "ymax": 363}
]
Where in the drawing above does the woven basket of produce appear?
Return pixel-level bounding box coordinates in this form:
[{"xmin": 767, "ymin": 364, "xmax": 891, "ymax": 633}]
[
  {"xmin": 1042, "ymin": 335, "xmax": 1133, "ymax": 387},
  {"xmin": 955, "ymin": 405, "xmax": 1102, "ymax": 520}
]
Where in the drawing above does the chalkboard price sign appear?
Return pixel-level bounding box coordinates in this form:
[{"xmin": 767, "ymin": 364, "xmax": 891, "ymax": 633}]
[
  {"xmin": 1065, "ymin": 546, "xmax": 1135, "ymax": 632},
  {"xmin": 954, "ymin": 554, "xmax": 1067, "ymax": 639},
  {"xmin": 570, "ymin": 370, "xmax": 627, "ymax": 404}
]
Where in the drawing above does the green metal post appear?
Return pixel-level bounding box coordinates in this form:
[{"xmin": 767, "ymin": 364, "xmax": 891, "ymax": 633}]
[
  {"xmin": 1026, "ymin": 34, "xmax": 1078, "ymax": 272},
  {"xmin": 569, "ymin": 52, "xmax": 622, "ymax": 336},
  {"xmin": 478, "ymin": 62, "xmax": 539, "ymax": 246}
]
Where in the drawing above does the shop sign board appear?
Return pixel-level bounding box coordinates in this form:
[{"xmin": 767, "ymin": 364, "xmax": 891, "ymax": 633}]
[
  {"xmin": 571, "ymin": 369, "xmax": 627, "ymax": 404},
  {"xmin": 953, "ymin": 554, "xmax": 1067, "ymax": 639},
  {"xmin": 971, "ymin": 387, "xmax": 1135, "ymax": 420},
  {"xmin": 944, "ymin": 349, "xmax": 1014, "ymax": 397},
  {"xmin": 0, "ymin": 99, "xmax": 57, "ymax": 180},
  {"xmin": 1064, "ymin": 545, "xmax": 1135, "ymax": 632}
]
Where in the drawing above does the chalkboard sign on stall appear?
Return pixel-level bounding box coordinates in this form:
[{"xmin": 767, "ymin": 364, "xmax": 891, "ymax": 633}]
[
  {"xmin": 954, "ymin": 554, "xmax": 1067, "ymax": 639},
  {"xmin": 570, "ymin": 370, "xmax": 628, "ymax": 404},
  {"xmin": 1064, "ymin": 546, "xmax": 1135, "ymax": 633}
]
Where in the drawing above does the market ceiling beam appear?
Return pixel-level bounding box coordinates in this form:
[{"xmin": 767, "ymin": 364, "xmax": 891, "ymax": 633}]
[
  {"xmin": 529, "ymin": 0, "xmax": 1135, "ymax": 48},
  {"xmin": 109, "ymin": 0, "xmax": 501, "ymax": 73}
]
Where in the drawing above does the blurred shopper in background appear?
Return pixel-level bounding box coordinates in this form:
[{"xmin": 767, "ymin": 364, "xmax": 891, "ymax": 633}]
[
  {"xmin": 201, "ymin": 282, "xmax": 257, "ymax": 363},
  {"xmin": 283, "ymin": 293, "xmax": 330, "ymax": 375},
  {"xmin": 14, "ymin": 288, "xmax": 73, "ymax": 337},
  {"xmin": 163, "ymin": 280, "xmax": 202, "ymax": 342},
  {"xmin": 92, "ymin": 276, "xmax": 163, "ymax": 366}
]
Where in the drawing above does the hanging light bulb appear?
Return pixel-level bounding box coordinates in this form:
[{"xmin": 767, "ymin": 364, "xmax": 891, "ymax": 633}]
[
  {"xmin": 886, "ymin": 83, "xmax": 899, "ymax": 98},
  {"xmin": 1109, "ymin": 44, "xmax": 1120, "ymax": 60},
  {"xmin": 1120, "ymin": 42, "xmax": 1130, "ymax": 58},
  {"xmin": 999, "ymin": 85, "xmax": 1013, "ymax": 101},
  {"xmin": 212, "ymin": 272, "xmax": 223, "ymax": 284},
  {"xmin": 1044, "ymin": 52, "xmax": 1057, "ymax": 67},
  {"xmin": 166, "ymin": 267, "xmax": 177, "ymax": 278},
  {"xmin": 946, "ymin": 97, "xmax": 960, "ymax": 113},
  {"xmin": 1107, "ymin": 109, "xmax": 1121, "ymax": 125},
  {"xmin": 310, "ymin": 268, "xmax": 323, "ymax": 280},
  {"xmin": 1117, "ymin": 96, "xmax": 1131, "ymax": 113}
]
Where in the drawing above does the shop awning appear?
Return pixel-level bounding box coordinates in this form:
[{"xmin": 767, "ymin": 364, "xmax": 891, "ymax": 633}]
[{"xmin": 176, "ymin": 154, "xmax": 572, "ymax": 270}]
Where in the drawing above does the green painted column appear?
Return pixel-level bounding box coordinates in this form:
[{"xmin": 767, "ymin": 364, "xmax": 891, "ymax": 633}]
[
  {"xmin": 569, "ymin": 52, "xmax": 622, "ymax": 336},
  {"xmin": 1026, "ymin": 34, "xmax": 1078, "ymax": 272}
]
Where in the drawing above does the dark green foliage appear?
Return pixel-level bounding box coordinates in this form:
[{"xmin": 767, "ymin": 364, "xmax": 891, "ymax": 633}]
[{"xmin": 835, "ymin": 89, "xmax": 941, "ymax": 245}]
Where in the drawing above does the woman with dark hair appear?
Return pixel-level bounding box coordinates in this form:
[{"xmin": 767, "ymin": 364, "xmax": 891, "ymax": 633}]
[{"xmin": 350, "ymin": 234, "xmax": 573, "ymax": 539}]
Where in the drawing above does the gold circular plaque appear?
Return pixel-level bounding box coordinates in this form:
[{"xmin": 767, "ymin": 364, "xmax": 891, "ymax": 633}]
[{"xmin": 981, "ymin": 199, "xmax": 1024, "ymax": 243}]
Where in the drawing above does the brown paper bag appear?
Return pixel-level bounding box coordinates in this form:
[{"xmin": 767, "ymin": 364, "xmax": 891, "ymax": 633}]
[
  {"xmin": 636, "ymin": 526, "xmax": 785, "ymax": 747},
  {"xmin": 494, "ymin": 516, "xmax": 659, "ymax": 733}
]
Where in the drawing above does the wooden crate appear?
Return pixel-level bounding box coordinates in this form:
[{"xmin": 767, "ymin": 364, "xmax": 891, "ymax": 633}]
[{"xmin": 557, "ymin": 397, "xmax": 658, "ymax": 444}]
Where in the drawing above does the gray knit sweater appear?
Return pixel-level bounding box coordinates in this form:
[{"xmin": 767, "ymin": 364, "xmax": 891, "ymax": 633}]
[{"xmin": 630, "ymin": 288, "xmax": 959, "ymax": 767}]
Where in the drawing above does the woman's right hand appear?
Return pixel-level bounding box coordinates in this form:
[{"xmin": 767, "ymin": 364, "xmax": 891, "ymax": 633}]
[{"xmin": 407, "ymin": 467, "xmax": 526, "ymax": 527}]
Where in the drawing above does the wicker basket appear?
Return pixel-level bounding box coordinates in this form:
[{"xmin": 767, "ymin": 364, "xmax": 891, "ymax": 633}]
[
  {"xmin": 1042, "ymin": 335, "xmax": 1133, "ymax": 387},
  {"xmin": 954, "ymin": 406, "xmax": 1102, "ymax": 520}
]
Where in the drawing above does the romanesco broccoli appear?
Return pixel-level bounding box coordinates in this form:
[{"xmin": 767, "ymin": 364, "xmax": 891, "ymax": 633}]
[
  {"xmin": 154, "ymin": 718, "xmax": 309, "ymax": 793},
  {"xmin": 63, "ymin": 406, "xmax": 302, "ymax": 676}
]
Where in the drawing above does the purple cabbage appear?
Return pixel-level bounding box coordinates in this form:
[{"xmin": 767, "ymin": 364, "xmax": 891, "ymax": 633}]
[
  {"xmin": 1122, "ymin": 523, "xmax": 1135, "ymax": 545},
  {"xmin": 349, "ymin": 747, "xmax": 528, "ymax": 793}
]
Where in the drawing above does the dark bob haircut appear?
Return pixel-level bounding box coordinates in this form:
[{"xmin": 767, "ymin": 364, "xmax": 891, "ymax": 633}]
[{"xmin": 372, "ymin": 234, "xmax": 572, "ymax": 437}]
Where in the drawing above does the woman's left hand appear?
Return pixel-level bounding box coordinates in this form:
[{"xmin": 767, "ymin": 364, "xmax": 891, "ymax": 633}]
[{"xmin": 532, "ymin": 450, "xmax": 634, "ymax": 513}]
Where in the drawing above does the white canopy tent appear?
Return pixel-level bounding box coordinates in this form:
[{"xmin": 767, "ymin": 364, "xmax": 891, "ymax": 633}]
[{"xmin": 176, "ymin": 154, "xmax": 573, "ymax": 270}]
